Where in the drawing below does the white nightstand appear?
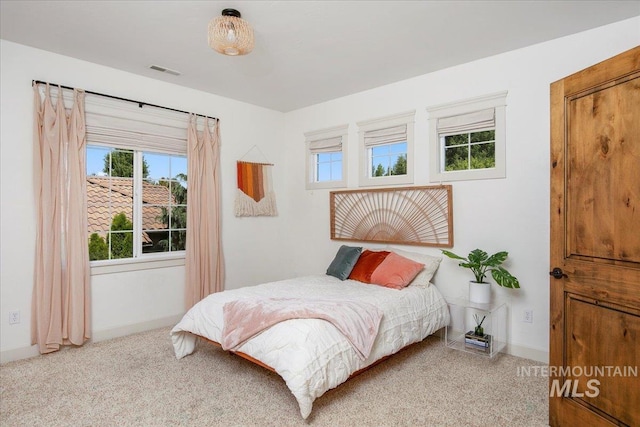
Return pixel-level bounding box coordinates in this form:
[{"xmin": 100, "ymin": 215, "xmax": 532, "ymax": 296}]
[{"xmin": 444, "ymin": 298, "xmax": 507, "ymax": 358}]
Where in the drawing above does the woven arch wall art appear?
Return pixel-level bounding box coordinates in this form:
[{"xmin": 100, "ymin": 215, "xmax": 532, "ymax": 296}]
[{"xmin": 330, "ymin": 185, "xmax": 453, "ymax": 247}]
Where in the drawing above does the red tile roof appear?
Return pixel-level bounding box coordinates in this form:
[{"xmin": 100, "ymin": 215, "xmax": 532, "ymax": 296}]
[{"xmin": 87, "ymin": 177, "xmax": 175, "ymax": 244}]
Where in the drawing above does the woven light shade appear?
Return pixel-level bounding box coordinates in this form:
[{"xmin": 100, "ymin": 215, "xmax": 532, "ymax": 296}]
[{"xmin": 208, "ymin": 9, "xmax": 254, "ymax": 56}]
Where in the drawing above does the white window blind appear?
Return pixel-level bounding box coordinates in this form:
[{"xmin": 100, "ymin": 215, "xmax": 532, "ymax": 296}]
[
  {"xmin": 85, "ymin": 114, "xmax": 188, "ymax": 155},
  {"xmin": 437, "ymin": 108, "xmax": 494, "ymax": 135},
  {"xmin": 39, "ymin": 85, "xmax": 204, "ymax": 155},
  {"xmin": 363, "ymin": 124, "xmax": 407, "ymax": 147},
  {"xmin": 308, "ymin": 136, "xmax": 343, "ymax": 153}
]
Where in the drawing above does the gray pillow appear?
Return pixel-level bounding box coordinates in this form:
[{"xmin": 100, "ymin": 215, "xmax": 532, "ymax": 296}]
[{"xmin": 326, "ymin": 245, "xmax": 363, "ymax": 280}]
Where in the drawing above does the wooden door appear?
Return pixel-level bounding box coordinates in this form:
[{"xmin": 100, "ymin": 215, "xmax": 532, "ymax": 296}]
[{"xmin": 550, "ymin": 46, "xmax": 640, "ymax": 426}]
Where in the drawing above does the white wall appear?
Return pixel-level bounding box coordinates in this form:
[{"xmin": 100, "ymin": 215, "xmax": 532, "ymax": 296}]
[
  {"xmin": 0, "ymin": 40, "xmax": 286, "ymax": 362},
  {"xmin": 280, "ymin": 17, "xmax": 640, "ymax": 363}
]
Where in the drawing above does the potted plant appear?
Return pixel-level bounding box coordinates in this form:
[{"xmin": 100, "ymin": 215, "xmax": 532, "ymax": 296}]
[{"xmin": 442, "ymin": 248, "xmax": 520, "ymax": 303}]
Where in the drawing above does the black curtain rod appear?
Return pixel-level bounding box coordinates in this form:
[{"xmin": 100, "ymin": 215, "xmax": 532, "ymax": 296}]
[{"xmin": 32, "ymin": 80, "xmax": 218, "ymax": 122}]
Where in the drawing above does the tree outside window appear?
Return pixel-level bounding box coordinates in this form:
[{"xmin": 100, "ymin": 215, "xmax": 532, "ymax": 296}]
[
  {"xmin": 371, "ymin": 142, "xmax": 407, "ymax": 177},
  {"xmin": 444, "ymin": 130, "xmax": 496, "ymax": 172}
]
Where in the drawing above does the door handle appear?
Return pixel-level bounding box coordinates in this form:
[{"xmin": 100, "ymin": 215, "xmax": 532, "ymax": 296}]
[{"xmin": 549, "ymin": 268, "xmax": 568, "ymax": 279}]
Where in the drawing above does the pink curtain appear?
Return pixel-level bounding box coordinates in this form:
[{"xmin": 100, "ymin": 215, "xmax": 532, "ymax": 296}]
[
  {"xmin": 185, "ymin": 116, "xmax": 225, "ymax": 308},
  {"xmin": 32, "ymin": 85, "xmax": 91, "ymax": 354}
]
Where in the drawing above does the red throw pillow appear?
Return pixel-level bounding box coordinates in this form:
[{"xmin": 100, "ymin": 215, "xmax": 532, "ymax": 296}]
[
  {"xmin": 370, "ymin": 251, "xmax": 425, "ymax": 289},
  {"xmin": 348, "ymin": 250, "xmax": 390, "ymax": 283}
]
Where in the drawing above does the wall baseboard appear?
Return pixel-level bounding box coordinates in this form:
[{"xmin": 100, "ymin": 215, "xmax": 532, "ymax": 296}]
[
  {"xmin": 0, "ymin": 343, "xmax": 40, "ymax": 364},
  {"xmin": 91, "ymin": 315, "xmax": 183, "ymax": 343},
  {"xmin": 505, "ymin": 342, "xmax": 549, "ymax": 364},
  {"xmin": 0, "ymin": 315, "xmax": 182, "ymax": 364}
]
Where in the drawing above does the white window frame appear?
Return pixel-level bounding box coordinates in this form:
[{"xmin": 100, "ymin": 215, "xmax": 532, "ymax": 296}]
[
  {"xmin": 358, "ymin": 111, "xmax": 415, "ymax": 187},
  {"xmin": 427, "ymin": 91, "xmax": 507, "ymax": 182},
  {"xmin": 305, "ymin": 124, "xmax": 348, "ymax": 190},
  {"xmin": 87, "ymin": 146, "xmax": 188, "ymax": 266}
]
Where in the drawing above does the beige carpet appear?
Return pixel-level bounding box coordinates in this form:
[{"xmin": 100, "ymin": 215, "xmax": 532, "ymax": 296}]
[{"xmin": 0, "ymin": 327, "xmax": 548, "ymax": 426}]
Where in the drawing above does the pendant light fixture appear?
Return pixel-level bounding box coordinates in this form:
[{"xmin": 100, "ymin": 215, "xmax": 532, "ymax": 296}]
[{"xmin": 208, "ymin": 8, "xmax": 254, "ymax": 56}]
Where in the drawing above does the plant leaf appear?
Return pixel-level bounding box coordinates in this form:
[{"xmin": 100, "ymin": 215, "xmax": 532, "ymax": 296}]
[
  {"xmin": 491, "ymin": 267, "xmax": 520, "ymax": 289},
  {"xmin": 441, "ymin": 250, "xmax": 466, "ymax": 261},
  {"xmin": 485, "ymin": 251, "xmax": 508, "ymax": 267},
  {"xmin": 468, "ymin": 249, "xmax": 488, "ymax": 264}
]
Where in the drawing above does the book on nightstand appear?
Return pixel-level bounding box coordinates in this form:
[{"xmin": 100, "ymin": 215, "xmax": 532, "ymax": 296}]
[{"xmin": 464, "ymin": 331, "xmax": 491, "ymax": 351}]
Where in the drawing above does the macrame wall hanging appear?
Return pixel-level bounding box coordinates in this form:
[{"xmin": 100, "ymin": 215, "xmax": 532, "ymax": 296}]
[{"xmin": 235, "ymin": 146, "xmax": 278, "ymax": 217}]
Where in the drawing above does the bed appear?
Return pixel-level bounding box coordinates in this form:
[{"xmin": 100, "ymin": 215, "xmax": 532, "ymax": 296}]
[{"xmin": 171, "ymin": 247, "xmax": 450, "ymax": 419}]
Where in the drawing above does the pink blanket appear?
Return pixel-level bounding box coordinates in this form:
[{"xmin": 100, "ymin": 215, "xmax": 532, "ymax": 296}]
[{"xmin": 221, "ymin": 298, "xmax": 383, "ymax": 360}]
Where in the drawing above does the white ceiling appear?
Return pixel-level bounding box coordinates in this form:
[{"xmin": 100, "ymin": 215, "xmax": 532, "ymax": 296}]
[{"xmin": 1, "ymin": 1, "xmax": 639, "ymax": 112}]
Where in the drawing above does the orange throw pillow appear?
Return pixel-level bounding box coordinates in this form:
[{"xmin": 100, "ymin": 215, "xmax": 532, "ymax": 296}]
[
  {"xmin": 348, "ymin": 250, "xmax": 390, "ymax": 283},
  {"xmin": 370, "ymin": 251, "xmax": 425, "ymax": 289}
]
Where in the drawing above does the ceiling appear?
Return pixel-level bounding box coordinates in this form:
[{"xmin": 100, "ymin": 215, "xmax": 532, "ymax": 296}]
[{"xmin": 1, "ymin": 1, "xmax": 639, "ymax": 112}]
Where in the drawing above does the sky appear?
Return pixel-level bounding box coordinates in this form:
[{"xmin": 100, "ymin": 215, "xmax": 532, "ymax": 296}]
[{"xmin": 87, "ymin": 146, "xmax": 187, "ymax": 181}]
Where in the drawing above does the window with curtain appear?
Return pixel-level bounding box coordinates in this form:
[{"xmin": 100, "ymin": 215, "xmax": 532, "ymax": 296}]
[
  {"xmin": 305, "ymin": 124, "xmax": 348, "ymax": 189},
  {"xmin": 357, "ymin": 111, "xmax": 415, "ymax": 187},
  {"xmin": 31, "ymin": 84, "xmax": 222, "ymax": 348},
  {"xmin": 427, "ymin": 91, "xmax": 507, "ymax": 182},
  {"xmin": 37, "ymin": 88, "xmax": 198, "ymax": 270}
]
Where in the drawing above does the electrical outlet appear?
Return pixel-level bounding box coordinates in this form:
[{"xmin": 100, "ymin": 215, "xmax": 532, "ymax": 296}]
[
  {"xmin": 523, "ymin": 309, "xmax": 533, "ymax": 323},
  {"xmin": 9, "ymin": 310, "xmax": 20, "ymax": 325}
]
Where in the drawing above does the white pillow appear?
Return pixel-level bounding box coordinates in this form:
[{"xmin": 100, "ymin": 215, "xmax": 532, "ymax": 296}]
[{"xmin": 385, "ymin": 247, "xmax": 442, "ymax": 287}]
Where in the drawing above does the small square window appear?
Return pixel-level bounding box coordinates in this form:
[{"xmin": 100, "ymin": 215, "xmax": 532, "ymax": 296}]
[
  {"xmin": 316, "ymin": 152, "xmax": 343, "ymax": 182},
  {"xmin": 358, "ymin": 111, "xmax": 415, "ymax": 187},
  {"xmin": 305, "ymin": 125, "xmax": 348, "ymax": 190},
  {"xmin": 370, "ymin": 142, "xmax": 407, "ymax": 177},
  {"xmin": 428, "ymin": 92, "xmax": 507, "ymax": 182},
  {"xmin": 443, "ymin": 130, "xmax": 495, "ymax": 171}
]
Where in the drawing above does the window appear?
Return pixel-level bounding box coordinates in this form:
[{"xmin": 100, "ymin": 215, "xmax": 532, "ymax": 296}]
[
  {"xmin": 428, "ymin": 91, "xmax": 507, "ymax": 182},
  {"xmin": 74, "ymin": 91, "xmax": 194, "ymax": 268},
  {"xmin": 305, "ymin": 124, "xmax": 348, "ymax": 189},
  {"xmin": 358, "ymin": 111, "xmax": 415, "ymax": 187},
  {"xmin": 87, "ymin": 147, "xmax": 187, "ymax": 261},
  {"xmin": 316, "ymin": 152, "xmax": 343, "ymax": 181},
  {"xmin": 444, "ymin": 128, "xmax": 495, "ymax": 172},
  {"xmin": 371, "ymin": 141, "xmax": 407, "ymax": 177}
]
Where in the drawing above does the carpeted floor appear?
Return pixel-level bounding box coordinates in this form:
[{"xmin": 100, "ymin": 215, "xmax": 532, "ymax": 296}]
[{"xmin": 0, "ymin": 327, "xmax": 548, "ymax": 426}]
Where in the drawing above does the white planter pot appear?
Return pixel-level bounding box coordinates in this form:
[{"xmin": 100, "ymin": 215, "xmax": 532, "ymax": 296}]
[{"xmin": 469, "ymin": 281, "xmax": 491, "ymax": 304}]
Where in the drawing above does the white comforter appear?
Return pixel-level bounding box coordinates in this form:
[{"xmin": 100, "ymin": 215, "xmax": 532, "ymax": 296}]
[{"xmin": 171, "ymin": 275, "xmax": 450, "ymax": 419}]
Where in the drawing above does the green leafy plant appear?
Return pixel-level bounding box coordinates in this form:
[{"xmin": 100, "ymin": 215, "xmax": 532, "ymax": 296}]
[{"xmin": 441, "ymin": 248, "xmax": 520, "ymax": 289}]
